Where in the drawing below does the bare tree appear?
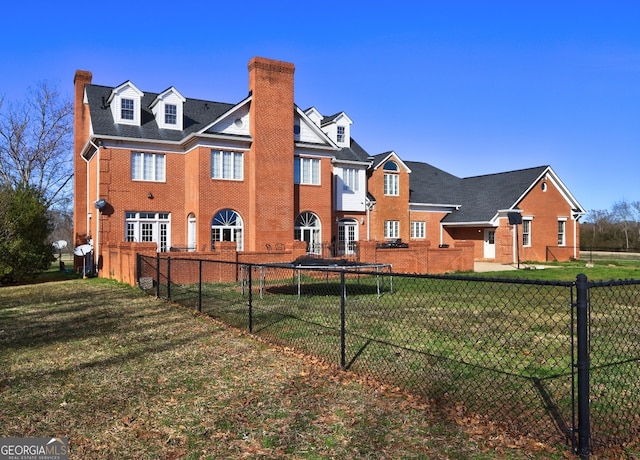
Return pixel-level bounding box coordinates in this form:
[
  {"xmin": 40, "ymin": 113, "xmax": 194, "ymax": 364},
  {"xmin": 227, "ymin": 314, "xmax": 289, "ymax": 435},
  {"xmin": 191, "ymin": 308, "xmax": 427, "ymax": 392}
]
[{"xmin": 0, "ymin": 82, "xmax": 73, "ymax": 209}]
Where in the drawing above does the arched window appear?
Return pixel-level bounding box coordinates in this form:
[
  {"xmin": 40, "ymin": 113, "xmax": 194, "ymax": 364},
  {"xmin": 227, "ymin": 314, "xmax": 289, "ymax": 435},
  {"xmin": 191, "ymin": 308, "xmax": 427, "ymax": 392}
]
[
  {"xmin": 294, "ymin": 212, "xmax": 321, "ymax": 254},
  {"xmin": 383, "ymin": 161, "xmax": 398, "ymax": 171},
  {"xmin": 211, "ymin": 209, "xmax": 243, "ymax": 251},
  {"xmin": 187, "ymin": 213, "xmax": 196, "ymax": 251}
]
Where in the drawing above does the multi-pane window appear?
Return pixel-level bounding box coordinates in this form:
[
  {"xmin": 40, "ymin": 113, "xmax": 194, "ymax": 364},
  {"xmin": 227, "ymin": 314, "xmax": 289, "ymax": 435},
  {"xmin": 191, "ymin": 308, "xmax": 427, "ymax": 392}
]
[
  {"xmin": 165, "ymin": 104, "xmax": 177, "ymax": 125},
  {"xmin": 343, "ymin": 168, "xmax": 359, "ymax": 191},
  {"xmin": 131, "ymin": 153, "xmax": 166, "ymax": 182},
  {"xmin": 211, "ymin": 209, "xmax": 243, "ymax": 251},
  {"xmin": 558, "ymin": 219, "xmax": 566, "ymax": 246},
  {"xmin": 125, "ymin": 212, "xmax": 170, "ymax": 252},
  {"xmin": 411, "ymin": 221, "xmax": 425, "ymax": 239},
  {"xmin": 121, "ymin": 98, "xmax": 134, "ymax": 120},
  {"xmin": 337, "ymin": 126, "xmax": 345, "ymax": 143},
  {"xmin": 383, "ymin": 161, "xmax": 399, "ymax": 195},
  {"xmin": 384, "ymin": 220, "xmax": 400, "ymax": 239},
  {"xmin": 294, "ymin": 212, "xmax": 321, "ymax": 254},
  {"xmin": 294, "ymin": 157, "xmax": 320, "ymax": 185},
  {"xmin": 522, "ymin": 219, "xmax": 532, "ymax": 246},
  {"xmin": 211, "ymin": 151, "xmax": 243, "ymax": 180},
  {"xmin": 384, "ymin": 173, "xmax": 399, "ymax": 195}
]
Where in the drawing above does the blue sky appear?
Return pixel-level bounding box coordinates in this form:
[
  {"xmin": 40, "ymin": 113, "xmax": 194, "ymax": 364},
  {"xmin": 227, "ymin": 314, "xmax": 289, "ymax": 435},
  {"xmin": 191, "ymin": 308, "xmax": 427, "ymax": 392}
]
[{"xmin": 2, "ymin": 1, "xmax": 639, "ymax": 215}]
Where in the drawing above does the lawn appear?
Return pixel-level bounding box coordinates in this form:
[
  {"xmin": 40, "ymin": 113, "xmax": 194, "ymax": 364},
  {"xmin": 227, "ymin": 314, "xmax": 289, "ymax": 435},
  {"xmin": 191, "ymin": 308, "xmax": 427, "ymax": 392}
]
[{"xmin": 0, "ymin": 278, "xmax": 567, "ymax": 459}]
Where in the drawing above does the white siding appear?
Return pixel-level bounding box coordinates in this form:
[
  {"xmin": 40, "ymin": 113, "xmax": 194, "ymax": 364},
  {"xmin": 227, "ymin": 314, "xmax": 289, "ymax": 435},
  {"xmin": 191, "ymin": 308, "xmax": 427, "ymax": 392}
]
[
  {"xmin": 335, "ymin": 166, "xmax": 366, "ymax": 212},
  {"xmin": 214, "ymin": 106, "xmax": 250, "ymax": 136}
]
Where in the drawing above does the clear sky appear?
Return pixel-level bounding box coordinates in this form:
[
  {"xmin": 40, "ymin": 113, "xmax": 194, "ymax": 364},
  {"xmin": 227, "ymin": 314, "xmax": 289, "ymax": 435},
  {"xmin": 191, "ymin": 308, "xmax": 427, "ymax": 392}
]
[{"xmin": 1, "ymin": 1, "xmax": 638, "ymax": 215}]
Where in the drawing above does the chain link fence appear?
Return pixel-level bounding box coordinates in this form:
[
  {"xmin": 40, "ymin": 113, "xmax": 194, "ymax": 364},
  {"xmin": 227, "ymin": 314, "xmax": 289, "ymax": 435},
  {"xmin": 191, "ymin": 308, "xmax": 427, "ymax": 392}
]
[{"xmin": 137, "ymin": 254, "xmax": 640, "ymax": 457}]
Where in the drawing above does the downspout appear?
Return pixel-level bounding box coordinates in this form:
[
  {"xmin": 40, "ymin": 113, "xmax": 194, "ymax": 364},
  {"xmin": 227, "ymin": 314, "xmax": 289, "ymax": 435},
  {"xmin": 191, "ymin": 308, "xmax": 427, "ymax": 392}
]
[{"xmin": 89, "ymin": 140, "xmax": 101, "ymax": 267}]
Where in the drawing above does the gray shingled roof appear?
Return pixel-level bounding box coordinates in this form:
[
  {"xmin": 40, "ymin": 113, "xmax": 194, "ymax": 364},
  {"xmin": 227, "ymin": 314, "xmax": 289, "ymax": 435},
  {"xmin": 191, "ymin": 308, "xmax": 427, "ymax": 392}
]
[
  {"xmin": 334, "ymin": 138, "xmax": 372, "ymax": 162},
  {"xmin": 85, "ymin": 84, "xmax": 236, "ymax": 142},
  {"xmin": 406, "ymin": 161, "xmax": 462, "ymax": 205},
  {"xmin": 442, "ymin": 166, "xmax": 549, "ymax": 223}
]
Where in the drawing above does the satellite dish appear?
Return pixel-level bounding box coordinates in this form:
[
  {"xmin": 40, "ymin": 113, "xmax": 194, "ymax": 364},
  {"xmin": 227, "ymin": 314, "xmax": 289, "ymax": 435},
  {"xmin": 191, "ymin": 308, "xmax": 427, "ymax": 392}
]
[
  {"xmin": 73, "ymin": 244, "xmax": 93, "ymax": 256},
  {"xmin": 94, "ymin": 199, "xmax": 107, "ymax": 210},
  {"xmin": 52, "ymin": 240, "xmax": 68, "ymax": 250}
]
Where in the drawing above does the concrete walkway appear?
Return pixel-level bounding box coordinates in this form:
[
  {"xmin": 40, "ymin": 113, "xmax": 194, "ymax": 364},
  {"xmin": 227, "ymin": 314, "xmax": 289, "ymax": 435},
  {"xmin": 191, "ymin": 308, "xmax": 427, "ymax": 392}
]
[{"xmin": 474, "ymin": 261, "xmax": 554, "ymax": 272}]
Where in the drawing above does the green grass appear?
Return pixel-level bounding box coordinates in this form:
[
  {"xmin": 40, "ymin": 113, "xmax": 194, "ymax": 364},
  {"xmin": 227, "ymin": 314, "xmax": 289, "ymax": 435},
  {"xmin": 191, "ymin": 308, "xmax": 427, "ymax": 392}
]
[{"xmin": 0, "ymin": 278, "xmax": 573, "ymax": 459}]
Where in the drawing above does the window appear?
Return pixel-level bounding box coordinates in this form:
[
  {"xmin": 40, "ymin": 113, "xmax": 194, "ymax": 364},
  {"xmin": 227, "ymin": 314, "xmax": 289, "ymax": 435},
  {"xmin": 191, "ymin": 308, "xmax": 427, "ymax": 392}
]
[
  {"xmin": 131, "ymin": 153, "xmax": 166, "ymax": 182},
  {"xmin": 383, "ymin": 161, "xmax": 399, "ymax": 195},
  {"xmin": 411, "ymin": 221, "xmax": 425, "ymax": 239},
  {"xmin": 522, "ymin": 219, "xmax": 532, "ymax": 247},
  {"xmin": 165, "ymin": 104, "xmax": 177, "ymax": 125},
  {"xmin": 125, "ymin": 212, "xmax": 170, "ymax": 252},
  {"xmin": 211, "ymin": 151, "xmax": 243, "ymax": 180},
  {"xmin": 337, "ymin": 126, "xmax": 345, "ymax": 143},
  {"xmin": 558, "ymin": 219, "xmax": 566, "ymax": 246},
  {"xmin": 121, "ymin": 98, "xmax": 134, "ymax": 120},
  {"xmin": 294, "ymin": 158, "xmax": 320, "ymax": 185},
  {"xmin": 384, "ymin": 173, "xmax": 399, "ymax": 196},
  {"xmin": 343, "ymin": 168, "xmax": 359, "ymax": 191},
  {"xmin": 294, "ymin": 212, "xmax": 321, "ymax": 254},
  {"xmin": 384, "ymin": 220, "xmax": 399, "ymax": 239},
  {"xmin": 211, "ymin": 209, "xmax": 243, "ymax": 251}
]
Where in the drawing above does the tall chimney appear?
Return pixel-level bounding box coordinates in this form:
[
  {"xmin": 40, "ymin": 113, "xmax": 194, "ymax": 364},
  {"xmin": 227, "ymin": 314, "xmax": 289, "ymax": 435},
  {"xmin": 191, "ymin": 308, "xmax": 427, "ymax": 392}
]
[
  {"xmin": 247, "ymin": 57, "xmax": 295, "ymax": 251},
  {"xmin": 73, "ymin": 70, "xmax": 92, "ymax": 252}
]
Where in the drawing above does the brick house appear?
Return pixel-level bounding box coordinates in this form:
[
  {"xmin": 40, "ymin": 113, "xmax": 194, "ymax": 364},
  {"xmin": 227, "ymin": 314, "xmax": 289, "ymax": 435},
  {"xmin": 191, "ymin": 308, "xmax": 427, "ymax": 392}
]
[{"xmin": 73, "ymin": 56, "xmax": 584, "ymax": 277}]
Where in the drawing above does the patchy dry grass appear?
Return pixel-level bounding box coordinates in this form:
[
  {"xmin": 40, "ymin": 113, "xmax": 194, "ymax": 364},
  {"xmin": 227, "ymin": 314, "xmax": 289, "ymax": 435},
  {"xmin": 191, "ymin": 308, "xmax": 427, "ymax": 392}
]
[{"xmin": 0, "ymin": 278, "xmax": 569, "ymax": 459}]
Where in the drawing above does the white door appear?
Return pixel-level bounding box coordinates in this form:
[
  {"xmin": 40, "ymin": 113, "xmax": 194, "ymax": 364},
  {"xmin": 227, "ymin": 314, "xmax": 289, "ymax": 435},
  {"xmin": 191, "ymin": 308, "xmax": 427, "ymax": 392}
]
[
  {"xmin": 338, "ymin": 220, "xmax": 358, "ymax": 255},
  {"xmin": 187, "ymin": 215, "xmax": 196, "ymax": 251},
  {"xmin": 483, "ymin": 229, "xmax": 496, "ymax": 259}
]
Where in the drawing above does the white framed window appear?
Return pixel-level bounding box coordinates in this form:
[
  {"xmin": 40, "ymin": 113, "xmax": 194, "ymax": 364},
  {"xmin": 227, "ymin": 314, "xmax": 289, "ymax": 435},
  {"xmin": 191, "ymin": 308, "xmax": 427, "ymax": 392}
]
[
  {"xmin": 411, "ymin": 221, "xmax": 425, "ymax": 239},
  {"xmin": 558, "ymin": 219, "xmax": 566, "ymax": 246},
  {"xmin": 211, "ymin": 151, "xmax": 243, "ymax": 180},
  {"xmin": 131, "ymin": 153, "xmax": 166, "ymax": 182},
  {"xmin": 211, "ymin": 209, "xmax": 243, "ymax": 251},
  {"xmin": 121, "ymin": 98, "xmax": 134, "ymax": 120},
  {"xmin": 294, "ymin": 212, "xmax": 321, "ymax": 254},
  {"xmin": 295, "ymin": 157, "xmax": 320, "ymax": 185},
  {"xmin": 343, "ymin": 168, "xmax": 359, "ymax": 191},
  {"xmin": 337, "ymin": 126, "xmax": 345, "ymax": 143},
  {"xmin": 384, "ymin": 220, "xmax": 400, "ymax": 239},
  {"xmin": 165, "ymin": 104, "xmax": 177, "ymax": 125},
  {"xmin": 522, "ymin": 218, "xmax": 532, "ymax": 247},
  {"xmin": 125, "ymin": 212, "xmax": 171, "ymax": 252},
  {"xmin": 384, "ymin": 173, "xmax": 399, "ymax": 196}
]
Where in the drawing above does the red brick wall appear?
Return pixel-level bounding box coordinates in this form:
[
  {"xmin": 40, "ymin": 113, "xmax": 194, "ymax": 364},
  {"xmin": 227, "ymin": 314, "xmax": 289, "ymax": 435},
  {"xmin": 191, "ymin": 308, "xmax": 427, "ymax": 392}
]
[{"xmin": 368, "ymin": 157, "xmax": 411, "ymax": 241}]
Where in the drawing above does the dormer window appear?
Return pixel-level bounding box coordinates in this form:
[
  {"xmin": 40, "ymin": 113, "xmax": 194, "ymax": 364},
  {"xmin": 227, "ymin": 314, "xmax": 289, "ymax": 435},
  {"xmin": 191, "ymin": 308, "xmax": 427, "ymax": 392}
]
[
  {"xmin": 108, "ymin": 81, "xmax": 143, "ymax": 126},
  {"xmin": 121, "ymin": 98, "xmax": 135, "ymax": 120},
  {"xmin": 165, "ymin": 104, "xmax": 177, "ymax": 125},
  {"xmin": 150, "ymin": 87, "xmax": 185, "ymax": 130}
]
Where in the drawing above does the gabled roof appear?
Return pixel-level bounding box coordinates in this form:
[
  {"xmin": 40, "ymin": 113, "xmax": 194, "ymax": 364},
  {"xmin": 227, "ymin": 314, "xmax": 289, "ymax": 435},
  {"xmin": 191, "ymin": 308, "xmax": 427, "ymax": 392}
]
[
  {"xmin": 442, "ymin": 166, "xmax": 549, "ymax": 224},
  {"xmin": 371, "ymin": 151, "xmax": 412, "ymax": 173},
  {"xmin": 85, "ymin": 84, "xmax": 235, "ymax": 142}
]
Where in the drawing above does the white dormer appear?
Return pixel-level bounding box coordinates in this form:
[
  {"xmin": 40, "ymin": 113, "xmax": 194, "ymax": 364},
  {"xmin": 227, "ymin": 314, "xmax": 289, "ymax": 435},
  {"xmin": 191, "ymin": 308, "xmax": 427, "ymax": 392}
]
[
  {"xmin": 321, "ymin": 112, "xmax": 353, "ymax": 148},
  {"xmin": 107, "ymin": 81, "xmax": 144, "ymax": 126},
  {"xmin": 150, "ymin": 87, "xmax": 186, "ymax": 130},
  {"xmin": 304, "ymin": 107, "xmax": 323, "ymax": 127}
]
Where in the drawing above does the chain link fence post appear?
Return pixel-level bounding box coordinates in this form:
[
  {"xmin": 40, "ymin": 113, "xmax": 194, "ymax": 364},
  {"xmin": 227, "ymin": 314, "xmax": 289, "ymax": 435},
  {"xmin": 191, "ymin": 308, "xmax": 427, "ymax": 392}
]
[{"xmin": 576, "ymin": 273, "xmax": 590, "ymax": 459}]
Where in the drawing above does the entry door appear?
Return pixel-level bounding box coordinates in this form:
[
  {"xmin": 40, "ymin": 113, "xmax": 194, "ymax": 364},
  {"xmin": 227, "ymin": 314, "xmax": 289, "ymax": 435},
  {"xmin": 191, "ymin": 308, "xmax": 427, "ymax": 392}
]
[
  {"xmin": 338, "ymin": 220, "xmax": 358, "ymax": 255},
  {"xmin": 484, "ymin": 229, "xmax": 496, "ymax": 259}
]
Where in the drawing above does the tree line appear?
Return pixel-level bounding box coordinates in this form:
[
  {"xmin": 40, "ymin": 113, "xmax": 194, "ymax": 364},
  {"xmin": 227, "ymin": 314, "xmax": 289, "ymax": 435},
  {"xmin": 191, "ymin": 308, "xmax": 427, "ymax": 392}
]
[
  {"xmin": 581, "ymin": 201, "xmax": 640, "ymax": 251},
  {"xmin": 0, "ymin": 82, "xmax": 73, "ymax": 282}
]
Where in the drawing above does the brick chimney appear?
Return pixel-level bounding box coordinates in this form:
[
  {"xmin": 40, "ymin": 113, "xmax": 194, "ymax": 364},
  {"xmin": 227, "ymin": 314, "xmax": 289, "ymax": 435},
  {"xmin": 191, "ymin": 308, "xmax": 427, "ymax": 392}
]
[
  {"xmin": 247, "ymin": 57, "xmax": 295, "ymax": 251},
  {"xmin": 73, "ymin": 70, "xmax": 92, "ymax": 250}
]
